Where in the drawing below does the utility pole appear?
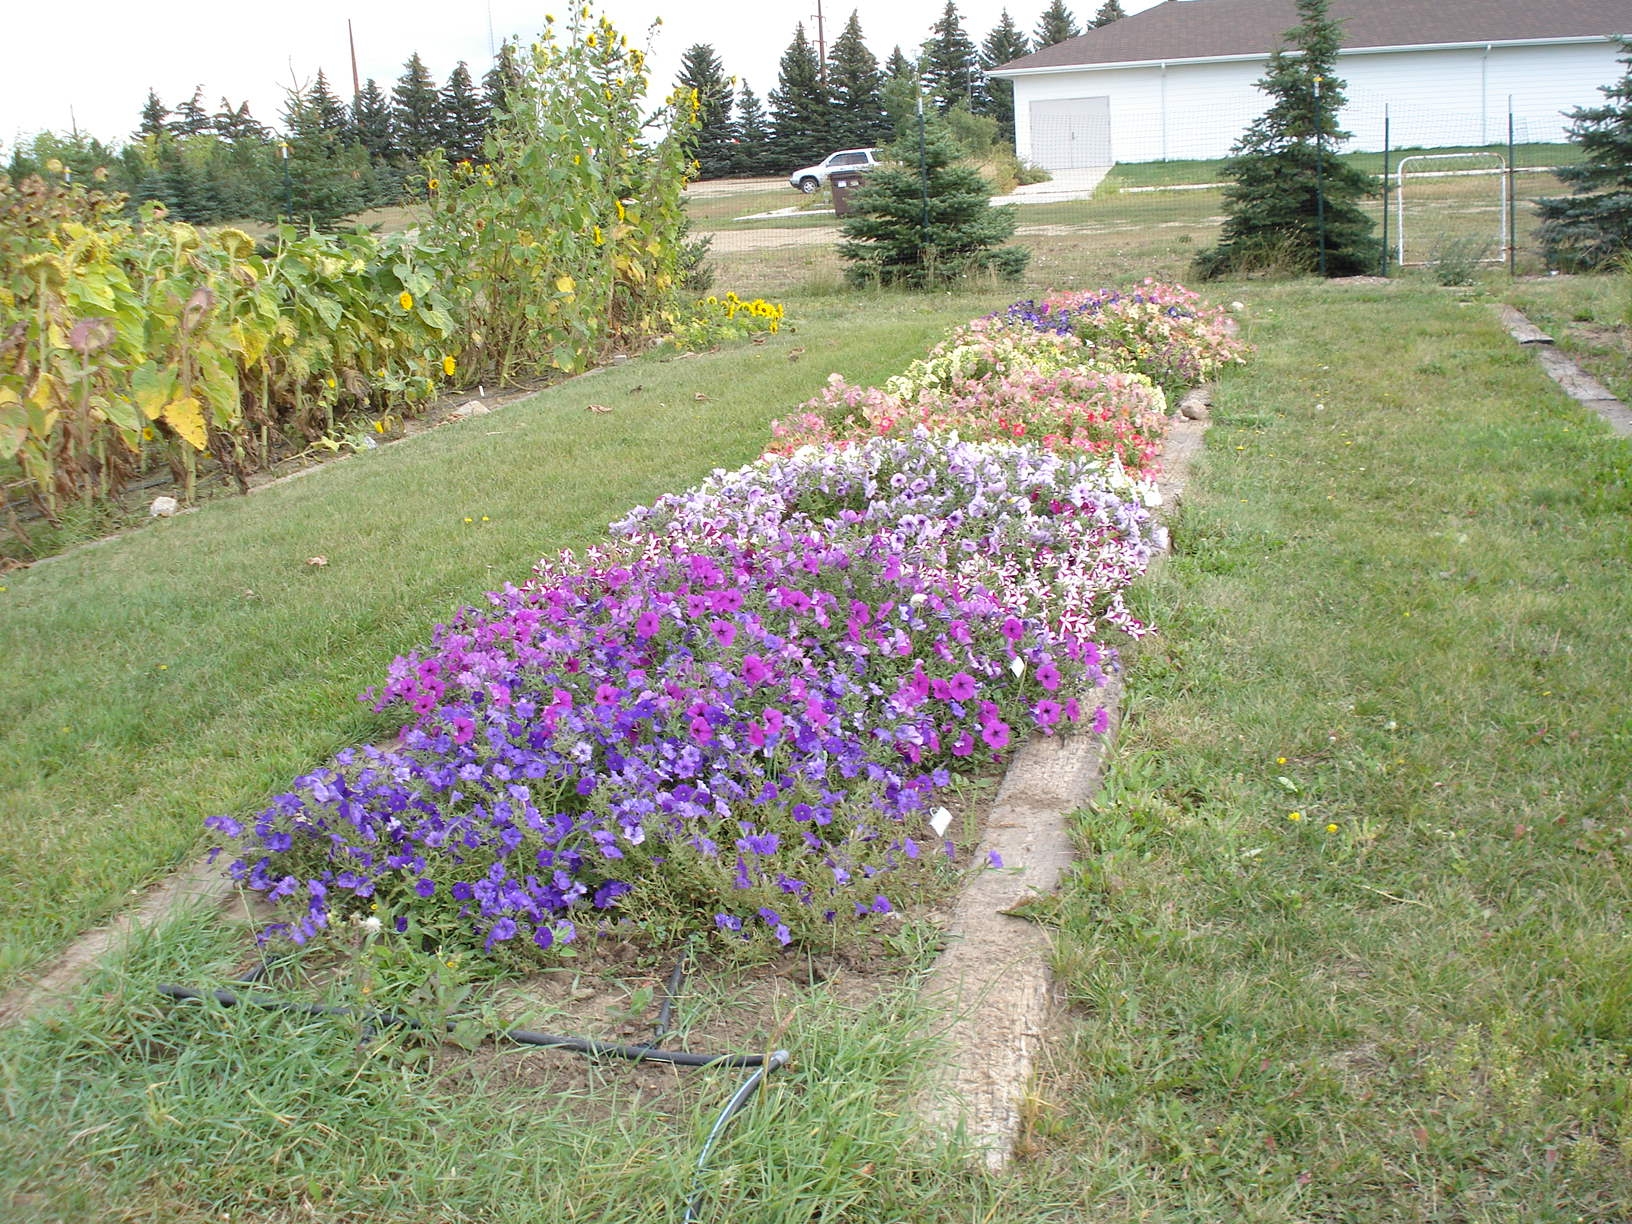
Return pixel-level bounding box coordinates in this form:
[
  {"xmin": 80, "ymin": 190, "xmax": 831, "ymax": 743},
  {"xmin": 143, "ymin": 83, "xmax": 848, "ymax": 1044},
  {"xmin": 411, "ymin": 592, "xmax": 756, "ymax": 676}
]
[
  {"xmin": 347, "ymin": 19, "xmax": 361, "ymax": 100},
  {"xmin": 813, "ymin": 0, "xmax": 827, "ymax": 82}
]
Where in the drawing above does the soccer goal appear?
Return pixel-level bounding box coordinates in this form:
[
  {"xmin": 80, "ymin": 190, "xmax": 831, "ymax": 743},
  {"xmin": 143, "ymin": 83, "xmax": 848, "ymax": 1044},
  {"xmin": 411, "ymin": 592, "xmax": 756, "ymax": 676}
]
[{"xmin": 1394, "ymin": 152, "xmax": 1509, "ymax": 270}]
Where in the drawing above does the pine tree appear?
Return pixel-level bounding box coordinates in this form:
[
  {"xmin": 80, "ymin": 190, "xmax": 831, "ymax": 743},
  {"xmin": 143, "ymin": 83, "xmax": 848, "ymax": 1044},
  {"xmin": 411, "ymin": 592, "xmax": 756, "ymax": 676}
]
[
  {"xmin": 733, "ymin": 81, "xmax": 776, "ymax": 175},
  {"xmin": 1092, "ymin": 0, "xmax": 1127, "ymax": 27},
  {"xmin": 1536, "ymin": 38, "xmax": 1632, "ymax": 270},
  {"xmin": 979, "ymin": 11, "xmax": 1030, "ymax": 142},
  {"xmin": 881, "ymin": 47, "xmax": 922, "ymax": 142},
  {"xmin": 676, "ymin": 44, "xmax": 737, "ymax": 180},
  {"xmin": 214, "ymin": 99, "xmax": 268, "ymax": 141},
  {"xmin": 440, "ymin": 62, "xmax": 488, "ymax": 164},
  {"xmin": 170, "ymin": 86, "xmax": 213, "ymax": 137},
  {"xmin": 482, "ymin": 42, "xmax": 525, "ymax": 129},
  {"xmin": 769, "ymin": 24, "xmax": 832, "ymax": 169},
  {"xmin": 350, "ymin": 79, "xmax": 394, "ymax": 162},
  {"xmin": 135, "ymin": 90, "xmax": 169, "ymax": 142},
  {"xmin": 392, "ymin": 53, "xmax": 443, "ymax": 163},
  {"xmin": 921, "ymin": 2, "xmax": 981, "ymax": 114},
  {"xmin": 1033, "ymin": 0, "xmax": 1080, "ymax": 49},
  {"xmin": 827, "ymin": 13, "xmax": 888, "ymax": 150},
  {"xmin": 306, "ymin": 71, "xmax": 350, "ymax": 137},
  {"xmin": 272, "ymin": 82, "xmax": 367, "ymax": 228},
  {"xmin": 838, "ymin": 114, "xmax": 1027, "ymax": 286},
  {"xmin": 1195, "ymin": 0, "xmax": 1379, "ymax": 278}
]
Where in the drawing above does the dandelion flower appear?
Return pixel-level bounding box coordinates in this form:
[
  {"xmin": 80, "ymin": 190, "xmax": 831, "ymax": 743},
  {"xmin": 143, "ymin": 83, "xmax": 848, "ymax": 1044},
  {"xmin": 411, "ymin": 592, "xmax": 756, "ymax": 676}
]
[
  {"xmin": 1287, "ymin": 811, "xmax": 1302, "ymax": 822},
  {"xmin": 399, "ymin": 291, "xmax": 414, "ymax": 310},
  {"xmin": 1326, "ymin": 823, "xmax": 1339, "ymax": 834}
]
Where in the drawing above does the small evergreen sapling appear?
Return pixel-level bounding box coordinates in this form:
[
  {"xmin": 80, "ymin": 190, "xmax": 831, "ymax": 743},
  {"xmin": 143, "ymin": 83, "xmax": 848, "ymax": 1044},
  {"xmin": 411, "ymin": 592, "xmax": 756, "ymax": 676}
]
[
  {"xmin": 1194, "ymin": 0, "xmax": 1379, "ymax": 278},
  {"xmin": 838, "ymin": 116, "xmax": 1028, "ymax": 287}
]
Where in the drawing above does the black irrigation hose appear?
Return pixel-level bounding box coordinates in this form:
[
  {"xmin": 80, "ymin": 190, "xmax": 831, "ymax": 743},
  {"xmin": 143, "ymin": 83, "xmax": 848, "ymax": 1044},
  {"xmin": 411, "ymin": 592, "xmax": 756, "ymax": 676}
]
[
  {"xmin": 160, "ymin": 937, "xmax": 789, "ymax": 1222},
  {"xmin": 156, "ymin": 984, "xmax": 774, "ymax": 1067},
  {"xmin": 683, "ymin": 1050, "xmax": 792, "ymax": 1224}
]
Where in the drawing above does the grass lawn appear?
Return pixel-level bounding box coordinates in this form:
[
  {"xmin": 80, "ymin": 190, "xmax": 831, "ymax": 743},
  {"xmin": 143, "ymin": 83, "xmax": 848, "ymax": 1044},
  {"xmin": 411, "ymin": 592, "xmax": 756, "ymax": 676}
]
[
  {"xmin": 3, "ymin": 275, "xmax": 1631, "ymax": 1221},
  {"xmin": 0, "ymin": 292, "xmax": 1012, "ymax": 988}
]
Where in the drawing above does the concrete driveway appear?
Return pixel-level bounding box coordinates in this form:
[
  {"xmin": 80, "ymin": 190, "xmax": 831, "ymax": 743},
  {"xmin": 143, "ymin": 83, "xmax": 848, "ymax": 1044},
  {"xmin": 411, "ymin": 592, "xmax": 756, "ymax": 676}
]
[{"xmin": 992, "ymin": 166, "xmax": 1111, "ymax": 205}]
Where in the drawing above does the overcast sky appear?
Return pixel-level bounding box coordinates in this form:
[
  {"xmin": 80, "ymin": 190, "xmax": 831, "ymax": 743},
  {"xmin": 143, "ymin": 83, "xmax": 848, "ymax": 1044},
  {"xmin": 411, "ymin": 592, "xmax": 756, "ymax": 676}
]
[{"xmin": 1, "ymin": 0, "xmax": 1166, "ymax": 151}]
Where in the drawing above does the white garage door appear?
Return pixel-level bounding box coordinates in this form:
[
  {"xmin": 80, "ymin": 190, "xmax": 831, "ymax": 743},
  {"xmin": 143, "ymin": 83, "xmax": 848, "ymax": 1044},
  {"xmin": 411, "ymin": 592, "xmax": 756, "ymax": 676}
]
[{"xmin": 1029, "ymin": 97, "xmax": 1113, "ymax": 170}]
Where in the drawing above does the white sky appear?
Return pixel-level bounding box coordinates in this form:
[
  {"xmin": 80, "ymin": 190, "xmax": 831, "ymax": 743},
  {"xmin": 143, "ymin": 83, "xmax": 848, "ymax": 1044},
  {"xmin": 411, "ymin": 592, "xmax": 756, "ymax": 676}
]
[{"xmin": 1, "ymin": 0, "xmax": 1165, "ymax": 151}]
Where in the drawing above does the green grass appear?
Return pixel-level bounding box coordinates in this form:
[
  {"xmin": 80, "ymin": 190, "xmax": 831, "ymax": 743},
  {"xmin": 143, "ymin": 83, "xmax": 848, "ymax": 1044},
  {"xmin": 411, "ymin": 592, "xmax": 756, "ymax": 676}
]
[
  {"xmin": 1503, "ymin": 271, "xmax": 1632, "ymax": 404},
  {"xmin": 1013, "ymin": 280, "xmax": 1632, "ymax": 1218},
  {"xmin": 5, "ymin": 274, "xmax": 1632, "ymax": 1222},
  {"xmin": 0, "ymin": 292, "xmax": 1012, "ymax": 987}
]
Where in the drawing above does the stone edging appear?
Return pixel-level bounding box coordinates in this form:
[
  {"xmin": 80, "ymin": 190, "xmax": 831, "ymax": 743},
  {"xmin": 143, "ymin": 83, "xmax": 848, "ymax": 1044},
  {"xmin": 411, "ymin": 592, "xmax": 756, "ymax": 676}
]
[
  {"xmin": 914, "ymin": 412, "xmax": 1208, "ymax": 1167},
  {"xmin": 1495, "ymin": 304, "xmax": 1632, "ymax": 439}
]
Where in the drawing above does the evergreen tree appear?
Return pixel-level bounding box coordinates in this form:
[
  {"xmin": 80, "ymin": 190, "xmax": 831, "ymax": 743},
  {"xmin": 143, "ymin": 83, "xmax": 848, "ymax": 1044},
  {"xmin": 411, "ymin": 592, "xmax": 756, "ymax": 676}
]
[
  {"xmin": 306, "ymin": 70, "xmax": 350, "ymax": 136},
  {"xmin": 675, "ymin": 44, "xmax": 737, "ymax": 179},
  {"xmin": 170, "ymin": 86, "xmax": 213, "ymax": 137},
  {"xmin": 838, "ymin": 114, "xmax": 1027, "ymax": 286},
  {"xmin": 1195, "ymin": 0, "xmax": 1379, "ymax": 278},
  {"xmin": 769, "ymin": 24, "xmax": 832, "ymax": 169},
  {"xmin": 1536, "ymin": 38, "xmax": 1632, "ymax": 270},
  {"xmin": 733, "ymin": 81, "xmax": 776, "ymax": 175},
  {"xmin": 439, "ymin": 62, "xmax": 488, "ymax": 163},
  {"xmin": 135, "ymin": 90, "xmax": 169, "ymax": 141},
  {"xmin": 482, "ymin": 41, "xmax": 525, "ymax": 129},
  {"xmin": 881, "ymin": 47, "xmax": 922, "ymax": 142},
  {"xmin": 979, "ymin": 11, "xmax": 1030, "ymax": 142},
  {"xmin": 214, "ymin": 99, "xmax": 268, "ymax": 141},
  {"xmin": 350, "ymin": 79, "xmax": 395, "ymax": 162},
  {"xmin": 1033, "ymin": 0, "xmax": 1080, "ymax": 49},
  {"xmin": 827, "ymin": 13, "xmax": 888, "ymax": 150},
  {"xmin": 1092, "ymin": 0, "xmax": 1127, "ymax": 27},
  {"xmin": 921, "ymin": 2, "xmax": 981, "ymax": 114},
  {"xmin": 392, "ymin": 53, "xmax": 443, "ymax": 162},
  {"xmin": 271, "ymin": 82, "xmax": 368, "ymax": 228}
]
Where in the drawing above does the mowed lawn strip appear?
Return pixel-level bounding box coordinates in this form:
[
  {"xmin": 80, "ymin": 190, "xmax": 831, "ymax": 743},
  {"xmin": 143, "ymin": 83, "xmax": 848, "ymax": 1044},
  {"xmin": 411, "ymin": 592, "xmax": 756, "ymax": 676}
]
[
  {"xmin": 0, "ymin": 293, "xmax": 1006, "ymax": 986},
  {"xmin": 1017, "ymin": 282, "xmax": 1632, "ymax": 1219}
]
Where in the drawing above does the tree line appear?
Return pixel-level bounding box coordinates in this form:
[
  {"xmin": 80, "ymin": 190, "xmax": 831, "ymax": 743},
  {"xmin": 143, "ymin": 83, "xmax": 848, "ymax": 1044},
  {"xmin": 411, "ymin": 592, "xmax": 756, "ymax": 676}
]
[
  {"xmin": 679, "ymin": 0, "xmax": 1128, "ymax": 178},
  {"xmin": 2, "ymin": 0, "xmax": 1132, "ymax": 224}
]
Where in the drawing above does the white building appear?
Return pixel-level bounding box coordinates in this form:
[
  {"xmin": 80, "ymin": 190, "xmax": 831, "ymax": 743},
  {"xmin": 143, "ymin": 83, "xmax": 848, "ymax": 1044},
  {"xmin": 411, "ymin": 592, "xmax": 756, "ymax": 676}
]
[{"xmin": 989, "ymin": 0, "xmax": 1628, "ymax": 166}]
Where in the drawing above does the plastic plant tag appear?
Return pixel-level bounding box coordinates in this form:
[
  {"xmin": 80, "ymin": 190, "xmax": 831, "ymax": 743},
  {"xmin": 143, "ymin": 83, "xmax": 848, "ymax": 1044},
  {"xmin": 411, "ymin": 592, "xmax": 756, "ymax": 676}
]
[{"xmin": 929, "ymin": 806, "xmax": 953, "ymax": 837}]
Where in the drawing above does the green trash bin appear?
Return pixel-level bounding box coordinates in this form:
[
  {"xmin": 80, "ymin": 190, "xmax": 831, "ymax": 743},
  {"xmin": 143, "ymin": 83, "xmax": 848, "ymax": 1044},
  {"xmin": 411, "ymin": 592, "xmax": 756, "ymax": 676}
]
[{"xmin": 830, "ymin": 172, "xmax": 866, "ymax": 218}]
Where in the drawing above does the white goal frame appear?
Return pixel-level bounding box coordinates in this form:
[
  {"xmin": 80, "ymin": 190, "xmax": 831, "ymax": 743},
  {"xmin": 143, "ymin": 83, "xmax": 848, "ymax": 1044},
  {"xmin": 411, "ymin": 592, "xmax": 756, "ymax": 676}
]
[{"xmin": 1394, "ymin": 152, "xmax": 1509, "ymax": 269}]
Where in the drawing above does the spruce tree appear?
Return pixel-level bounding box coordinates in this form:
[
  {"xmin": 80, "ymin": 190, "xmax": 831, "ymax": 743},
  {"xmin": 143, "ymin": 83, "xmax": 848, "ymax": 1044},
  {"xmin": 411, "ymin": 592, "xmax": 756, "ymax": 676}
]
[
  {"xmin": 482, "ymin": 42, "xmax": 525, "ymax": 129},
  {"xmin": 306, "ymin": 71, "xmax": 350, "ymax": 137},
  {"xmin": 170, "ymin": 86, "xmax": 213, "ymax": 137},
  {"xmin": 271, "ymin": 82, "xmax": 367, "ymax": 228},
  {"xmin": 676, "ymin": 44, "xmax": 737, "ymax": 180},
  {"xmin": 1033, "ymin": 0, "xmax": 1080, "ymax": 50},
  {"xmin": 769, "ymin": 24, "xmax": 832, "ymax": 169},
  {"xmin": 979, "ymin": 11, "xmax": 1030, "ymax": 142},
  {"xmin": 350, "ymin": 79, "xmax": 395, "ymax": 163},
  {"xmin": 1536, "ymin": 38, "xmax": 1632, "ymax": 270},
  {"xmin": 135, "ymin": 90, "xmax": 169, "ymax": 142},
  {"xmin": 838, "ymin": 114, "xmax": 1028, "ymax": 287},
  {"xmin": 881, "ymin": 47, "xmax": 922, "ymax": 142},
  {"xmin": 1092, "ymin": 0, "xmax": 1127, "ymax": 27},
  {"xmin": 392, "ymin": 53, "xmax": 443, "ymax": 163},
  {"xmin": 1195, "ymin": 0, "xmax": 1379, "ymax": 278},
  {"xmin": 733, "ymin": 81, "xmax": 776, "ymax": 176},
  {"xmin": 214, "ymin": 99, "xmax": 268, "ymax": 141},
  {"xmin": 440, "ymin": 62, "xmax": 488, "ymax": 164},
  {"xmin": 921, "ymin": 2, "xmax": 981, "ymax": 114},
  {"xmin": 827, "ymin": 14, "xmax": 888, "ymax": 149}
]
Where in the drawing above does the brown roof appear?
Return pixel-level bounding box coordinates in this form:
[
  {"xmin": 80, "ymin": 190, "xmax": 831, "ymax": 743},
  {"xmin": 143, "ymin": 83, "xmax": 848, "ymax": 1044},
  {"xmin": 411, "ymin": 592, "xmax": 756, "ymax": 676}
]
[{"xmin": 994, "ymin": 0, "xmax": 1628, "ymax": 73}]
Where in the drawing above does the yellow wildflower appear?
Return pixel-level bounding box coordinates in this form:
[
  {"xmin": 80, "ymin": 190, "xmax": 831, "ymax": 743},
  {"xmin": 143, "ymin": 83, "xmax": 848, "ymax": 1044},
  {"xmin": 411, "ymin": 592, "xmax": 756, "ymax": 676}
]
[
  {"xmin": 1287, "ymin": 811, "xmax": 1303, "ymax": 822},
  {"xmin": 1326, "ymin": 823, "xmax": 1339, "ymax": 834},
  {"xmin": 442, "ymin": 355, "xmax": 457, "ymax": 377},
  {"xmin": 399, "ymin": 291, "xmax": 414, "ymax": 310}
]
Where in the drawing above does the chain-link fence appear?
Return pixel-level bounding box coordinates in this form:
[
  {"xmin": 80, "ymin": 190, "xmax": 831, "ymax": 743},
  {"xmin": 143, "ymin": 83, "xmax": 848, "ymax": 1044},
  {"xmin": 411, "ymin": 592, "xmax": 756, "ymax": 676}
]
[{"xmin": 694, "ymin": 102, "xmax": 1579, "ymax": 297}]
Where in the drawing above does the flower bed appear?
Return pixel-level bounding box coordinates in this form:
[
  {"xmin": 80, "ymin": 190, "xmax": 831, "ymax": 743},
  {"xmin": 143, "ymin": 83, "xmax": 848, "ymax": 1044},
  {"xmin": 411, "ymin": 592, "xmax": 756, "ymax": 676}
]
[{"xmin": 209, "ymin": 285, "xmax": 1243, "ymax": 963}]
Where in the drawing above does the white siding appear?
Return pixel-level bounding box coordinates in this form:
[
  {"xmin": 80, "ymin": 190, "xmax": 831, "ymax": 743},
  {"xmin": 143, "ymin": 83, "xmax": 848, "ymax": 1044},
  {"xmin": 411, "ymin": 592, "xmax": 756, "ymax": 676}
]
[{"xmin": 1009, "ymin": 39, "xmax": 1623, "ymax": 164}]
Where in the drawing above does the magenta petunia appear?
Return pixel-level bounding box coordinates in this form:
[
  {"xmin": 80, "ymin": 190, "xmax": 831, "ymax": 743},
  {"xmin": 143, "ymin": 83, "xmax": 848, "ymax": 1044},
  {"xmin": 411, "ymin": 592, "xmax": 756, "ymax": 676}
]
[
  {"xmin": 948, "ymin": 672, "xmax": 977, "ymax": 701},
  {"xmin": 982, "ymin": 719, "xmax": 1011, "ymax": 750}
]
